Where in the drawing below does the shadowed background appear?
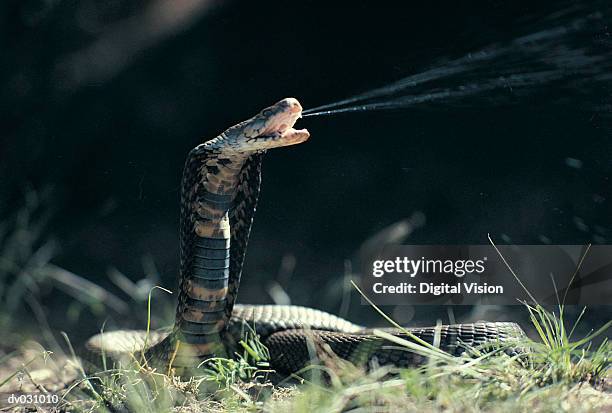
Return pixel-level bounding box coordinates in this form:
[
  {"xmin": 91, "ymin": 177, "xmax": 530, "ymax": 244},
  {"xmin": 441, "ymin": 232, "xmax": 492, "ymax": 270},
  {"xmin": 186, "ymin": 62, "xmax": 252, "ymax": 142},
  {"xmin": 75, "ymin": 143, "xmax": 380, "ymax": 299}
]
[{"xmin": 1, "ymin": 0, "xmax": 610, "ymax": 345}]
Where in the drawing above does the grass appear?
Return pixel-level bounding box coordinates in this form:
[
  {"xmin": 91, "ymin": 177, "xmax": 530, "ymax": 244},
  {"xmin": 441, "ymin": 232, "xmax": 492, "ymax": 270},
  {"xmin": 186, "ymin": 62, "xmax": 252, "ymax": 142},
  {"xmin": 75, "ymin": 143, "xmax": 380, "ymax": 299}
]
[
  {"xmin": 0, "ymin": 292, "xmax": 607, "ymax": 412},
  {"xmin": 0, "ymin": 197, "xmax": 609, "ymax": 412}
]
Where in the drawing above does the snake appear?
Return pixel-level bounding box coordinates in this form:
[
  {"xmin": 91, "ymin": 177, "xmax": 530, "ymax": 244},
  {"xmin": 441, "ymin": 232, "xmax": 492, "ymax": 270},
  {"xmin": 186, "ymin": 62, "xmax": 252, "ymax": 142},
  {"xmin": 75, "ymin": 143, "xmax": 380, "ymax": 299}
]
[{"xmin": 86, "ymin": 98, "xmax": 526, "ymax": 376}]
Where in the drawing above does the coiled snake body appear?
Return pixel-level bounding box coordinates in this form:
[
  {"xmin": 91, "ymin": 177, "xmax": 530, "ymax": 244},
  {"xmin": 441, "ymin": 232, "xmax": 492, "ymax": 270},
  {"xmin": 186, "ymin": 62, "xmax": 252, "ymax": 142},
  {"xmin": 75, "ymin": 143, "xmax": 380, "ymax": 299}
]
[{"xmin": 87, "ymin": 98, "xmax": 525, "ymax": 376}]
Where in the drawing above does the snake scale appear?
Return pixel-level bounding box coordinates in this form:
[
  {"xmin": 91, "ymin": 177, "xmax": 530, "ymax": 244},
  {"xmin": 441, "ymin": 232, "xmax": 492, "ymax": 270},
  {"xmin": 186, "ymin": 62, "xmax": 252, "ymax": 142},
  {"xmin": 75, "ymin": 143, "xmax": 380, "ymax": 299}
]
[{"xmin": 86, "ymin": 98, "xmax": 525, "ymax": 376}]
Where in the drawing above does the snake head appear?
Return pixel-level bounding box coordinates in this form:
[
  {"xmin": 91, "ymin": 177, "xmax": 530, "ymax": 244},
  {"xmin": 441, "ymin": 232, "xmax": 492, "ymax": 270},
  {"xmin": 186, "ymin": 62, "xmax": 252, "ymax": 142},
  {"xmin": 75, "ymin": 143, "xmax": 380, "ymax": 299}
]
[{"xmin": 224, "ymin": 98, "xmax": 310, "ymax": 151}]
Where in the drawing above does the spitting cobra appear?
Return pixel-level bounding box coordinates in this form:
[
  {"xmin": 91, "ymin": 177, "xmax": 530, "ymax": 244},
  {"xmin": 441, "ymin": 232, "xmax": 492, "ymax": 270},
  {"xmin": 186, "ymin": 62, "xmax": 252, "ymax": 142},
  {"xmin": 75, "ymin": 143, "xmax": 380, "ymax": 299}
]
[{"xmin": 86, "ymin": 98, "xmax": 525, "ymax": 376}]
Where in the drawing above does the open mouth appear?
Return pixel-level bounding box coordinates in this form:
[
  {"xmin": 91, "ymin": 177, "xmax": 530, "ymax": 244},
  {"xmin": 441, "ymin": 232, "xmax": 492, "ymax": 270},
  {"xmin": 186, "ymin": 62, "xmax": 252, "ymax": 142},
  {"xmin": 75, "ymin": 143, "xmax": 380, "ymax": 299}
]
[
  {"xmin": 271, "ymin": 112, "xmax": 303, "ymax": 137},
  {"xmin": 258, "ymin": 99, "xmax": 308, "ymax": 143}
]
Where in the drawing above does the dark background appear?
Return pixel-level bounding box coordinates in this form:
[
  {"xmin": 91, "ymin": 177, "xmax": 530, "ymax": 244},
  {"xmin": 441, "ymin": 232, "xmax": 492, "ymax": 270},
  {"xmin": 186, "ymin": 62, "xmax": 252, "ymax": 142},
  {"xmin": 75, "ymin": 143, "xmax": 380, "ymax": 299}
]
[{"xmin": 1, "ymin": 0, "xmax": 611, "ymax": 343}]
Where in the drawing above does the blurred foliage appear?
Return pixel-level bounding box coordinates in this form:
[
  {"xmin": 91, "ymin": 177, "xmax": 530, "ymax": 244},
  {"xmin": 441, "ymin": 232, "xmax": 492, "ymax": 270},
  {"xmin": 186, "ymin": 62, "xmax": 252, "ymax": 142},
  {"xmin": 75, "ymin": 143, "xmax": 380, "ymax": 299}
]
[{"xmin": 0, "ymin": 0, "xmax": 611, "ymax": 341}]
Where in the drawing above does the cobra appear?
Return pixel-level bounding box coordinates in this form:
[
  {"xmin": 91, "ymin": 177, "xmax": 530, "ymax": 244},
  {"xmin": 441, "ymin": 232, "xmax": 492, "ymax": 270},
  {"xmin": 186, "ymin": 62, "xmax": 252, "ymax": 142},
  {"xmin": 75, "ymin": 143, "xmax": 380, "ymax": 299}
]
[{"xmin": 87, "ymin": 98, "xmax": 525, "ymax": 376}]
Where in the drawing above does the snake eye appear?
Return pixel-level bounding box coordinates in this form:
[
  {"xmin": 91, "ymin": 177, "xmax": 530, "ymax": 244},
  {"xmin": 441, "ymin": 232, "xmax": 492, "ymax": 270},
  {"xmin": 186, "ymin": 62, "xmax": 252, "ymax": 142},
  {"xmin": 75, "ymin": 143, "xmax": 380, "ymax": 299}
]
[{"xmin": 262, "ymin": 108, "xmax": 274, "ymax": 118}]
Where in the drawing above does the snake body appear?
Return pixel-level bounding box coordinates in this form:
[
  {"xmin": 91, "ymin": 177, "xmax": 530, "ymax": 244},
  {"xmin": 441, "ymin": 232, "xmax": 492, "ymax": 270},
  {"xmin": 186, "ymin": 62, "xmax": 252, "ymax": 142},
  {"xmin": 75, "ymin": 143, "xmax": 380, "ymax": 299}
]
[{"xmin": 87, "ymin": 98, "xmax": 525, "ymax": 376}]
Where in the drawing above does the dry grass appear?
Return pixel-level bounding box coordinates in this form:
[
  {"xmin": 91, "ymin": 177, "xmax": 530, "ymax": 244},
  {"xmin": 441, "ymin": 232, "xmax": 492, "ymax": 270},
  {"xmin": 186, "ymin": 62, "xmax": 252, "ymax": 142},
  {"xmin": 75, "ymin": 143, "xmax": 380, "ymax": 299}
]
[{"xmin": 0, "ymin": 196, "xmax": 609, "ymax": 412}]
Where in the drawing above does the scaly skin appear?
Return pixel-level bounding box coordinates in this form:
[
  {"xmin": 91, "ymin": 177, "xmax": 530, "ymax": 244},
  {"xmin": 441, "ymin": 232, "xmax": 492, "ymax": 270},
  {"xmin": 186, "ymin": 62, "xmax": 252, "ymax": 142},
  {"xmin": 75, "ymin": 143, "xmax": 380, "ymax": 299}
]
[
  {"xmin": 86, "ymin": 98, "xmax": 526, "ymax": 376},
  {"xmin": 146, "ymin": 98, "xmax": 308, "ymax": 374}
]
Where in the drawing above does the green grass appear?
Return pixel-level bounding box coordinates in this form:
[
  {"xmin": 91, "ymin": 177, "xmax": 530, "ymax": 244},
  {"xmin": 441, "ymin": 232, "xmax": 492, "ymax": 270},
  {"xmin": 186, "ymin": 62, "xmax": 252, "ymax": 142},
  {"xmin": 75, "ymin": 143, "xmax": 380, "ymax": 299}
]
[
  {"xmin": 0, "ymin": 197, "xmax": 610, "ymax": 412},
  {"xmin": 1, "ymin": 294, "xmax": 605, "ymax": 412}
]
